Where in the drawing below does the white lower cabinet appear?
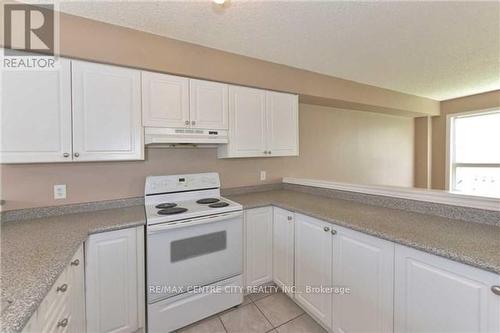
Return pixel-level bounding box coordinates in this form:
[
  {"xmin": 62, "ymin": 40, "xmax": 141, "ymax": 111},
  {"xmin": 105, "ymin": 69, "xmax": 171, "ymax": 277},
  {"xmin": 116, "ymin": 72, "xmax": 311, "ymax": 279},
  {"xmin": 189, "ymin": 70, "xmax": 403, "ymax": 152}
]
[
  {"xmin": 272, "ymin": 207, "xmax": 295, "ymax": 293},
  {"xmin": 294, "ymin": 213, "xmax": 333, "ymax": 330},
  {"xmin": 244, "ymin": 207, "xmax": 500, "ymax": 333},
  {"xmin": 22, "ymin": 246, "xmax": 85, "ymax": 333},
  {"xmin": 244, "ymin": 207, "xmax": 273, "ymax": 288},
  {"xmin": 394, "ymin": 244, "xmax": 500, "ymax": 333},
  {"xmin": 85, "ymin": 227, "xmax": 145, "ymax": 333},
  {"xmin": 331, "ymin": 225, "xmax": 394, "ymax": 333}
]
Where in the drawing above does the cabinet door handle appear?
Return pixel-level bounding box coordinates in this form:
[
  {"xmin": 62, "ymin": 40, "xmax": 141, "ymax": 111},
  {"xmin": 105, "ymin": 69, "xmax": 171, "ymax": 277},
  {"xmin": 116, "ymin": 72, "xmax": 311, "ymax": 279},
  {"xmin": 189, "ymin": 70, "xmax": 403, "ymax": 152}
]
[
  {"xmin": 331, "ymin": 229, "xmax": 337, "ymax": 235},
  {"xmin": 74, "ymin": 153, "xmax": 80, "ymax": 158},
  {"xmin": 71, "ymin": 259, "xmax": 80, "ymax": 266},
  {"xmin": 56, "ymin": 284, "xmax": 68, "ymax": 293},
  {"xmin": 185, "ymin": 120, "xmax": 190, "ymax": 126},
  {"xmin": 323, "ymin": 226, "xmax": 330, "ymax": 232},
  {"xmin": 57, "ymin": 318, "xmax": 68, "ymax": 328},
  {"xmin": 191, "ymin": 120, "xmax": 196, "ymax": 126},
  {"xmin": 492, "ymin": 285, "xmax": 500, "ymax": 296},
  {"xmin": 287, "ymin": 216, "xmax": 293, "ymax": 221},
  {"xmin": 63, "ymin": 153, "xmax": 69, "ymax": 158}
]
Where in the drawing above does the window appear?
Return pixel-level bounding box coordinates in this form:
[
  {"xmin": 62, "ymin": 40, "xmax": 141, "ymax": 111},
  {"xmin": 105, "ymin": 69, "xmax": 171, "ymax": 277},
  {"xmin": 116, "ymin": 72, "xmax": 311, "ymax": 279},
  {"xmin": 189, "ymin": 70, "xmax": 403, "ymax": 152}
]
[{"xmin": 448, "ymin": 110, "xmax": 500, "ymax": 198}]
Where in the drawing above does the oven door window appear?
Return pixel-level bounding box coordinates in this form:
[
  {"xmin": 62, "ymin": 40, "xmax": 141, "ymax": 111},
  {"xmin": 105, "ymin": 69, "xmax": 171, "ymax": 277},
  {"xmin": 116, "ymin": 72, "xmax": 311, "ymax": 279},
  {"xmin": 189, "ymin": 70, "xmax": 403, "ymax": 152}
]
[{"xmin": 171, "ymin": 231, "xmax": 227, "ymax": 262}]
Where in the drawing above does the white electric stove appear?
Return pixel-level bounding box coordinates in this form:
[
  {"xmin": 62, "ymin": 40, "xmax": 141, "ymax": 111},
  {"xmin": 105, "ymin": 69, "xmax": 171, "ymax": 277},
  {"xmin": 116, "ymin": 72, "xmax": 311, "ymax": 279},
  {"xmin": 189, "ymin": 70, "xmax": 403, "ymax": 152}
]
[{"xmin": 145, "ymin": 173, "xmax": 243, "ymax": 333}]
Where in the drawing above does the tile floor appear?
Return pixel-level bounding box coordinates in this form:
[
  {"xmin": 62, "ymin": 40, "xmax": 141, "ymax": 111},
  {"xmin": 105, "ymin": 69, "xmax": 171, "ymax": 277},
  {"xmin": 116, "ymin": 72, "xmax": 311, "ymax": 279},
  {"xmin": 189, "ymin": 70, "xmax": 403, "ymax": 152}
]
[{"xmin": 176, "ymin": 289, "xmax": 327, "ymax": 333}]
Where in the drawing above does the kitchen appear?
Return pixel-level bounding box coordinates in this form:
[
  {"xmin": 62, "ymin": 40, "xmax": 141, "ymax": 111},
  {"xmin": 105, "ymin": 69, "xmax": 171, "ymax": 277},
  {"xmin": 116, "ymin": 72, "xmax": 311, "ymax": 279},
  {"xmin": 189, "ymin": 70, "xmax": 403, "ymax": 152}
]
[{"xmin": 1, "ymin": 1, "xmax": 499, "ymax": 333}]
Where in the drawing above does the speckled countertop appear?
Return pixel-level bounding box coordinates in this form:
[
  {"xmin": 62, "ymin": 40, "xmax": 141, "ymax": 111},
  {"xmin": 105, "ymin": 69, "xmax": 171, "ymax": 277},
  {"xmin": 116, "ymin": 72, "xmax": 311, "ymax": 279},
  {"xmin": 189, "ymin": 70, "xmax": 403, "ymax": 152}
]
[
  {"xmin": 2, "ymin": 189, "xmax": 500, "ymax": 332},
  {"xmin": 227, "ymin": 190, "xmax": 500, "ymax": 275},
  {"xmin": 0, "ymin": 205, "xmax": 146, "ymax": 333}
]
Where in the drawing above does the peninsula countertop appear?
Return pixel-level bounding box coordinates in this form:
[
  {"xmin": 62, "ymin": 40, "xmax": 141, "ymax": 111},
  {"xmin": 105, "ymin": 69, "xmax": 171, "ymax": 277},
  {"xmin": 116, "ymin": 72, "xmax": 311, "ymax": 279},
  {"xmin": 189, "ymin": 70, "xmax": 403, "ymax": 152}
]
[
  {"xmin": 1, "ymin": 205, "xmax": 146, "ymax": 333},
  {"xmin": 227, "ymin": 190, "xmax": 500, "ymax": 275}
]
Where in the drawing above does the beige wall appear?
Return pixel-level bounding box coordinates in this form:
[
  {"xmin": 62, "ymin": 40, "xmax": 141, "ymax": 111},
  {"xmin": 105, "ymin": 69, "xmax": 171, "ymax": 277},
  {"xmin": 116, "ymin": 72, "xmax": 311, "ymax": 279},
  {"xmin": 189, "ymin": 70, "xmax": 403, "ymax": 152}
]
[
  {"xmin": 0, "ymin": 9, "xmax": 436, "ymax": 117},
  {"xmin": 431, "ymin": 90, "xmax": 500, "ymax": 190},
  {"xmin": 0, "ymin": 104, "xmax": 414, "ymax": 211},
  {"xmin": 285, "ymin": 104, "xmax": 414, "ymax": 186}
]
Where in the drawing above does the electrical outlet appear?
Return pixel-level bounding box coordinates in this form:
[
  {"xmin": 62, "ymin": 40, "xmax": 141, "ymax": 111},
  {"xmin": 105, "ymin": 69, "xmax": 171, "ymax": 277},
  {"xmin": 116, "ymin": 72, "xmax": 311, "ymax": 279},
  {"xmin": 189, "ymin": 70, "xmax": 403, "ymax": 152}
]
[
  {"xmin": 54, "ymin": 184, "xmax": 67, "ymax": 199},
  {"xmin": 260, "ymin": 170, "xmax": 266, "ymax": 181}
]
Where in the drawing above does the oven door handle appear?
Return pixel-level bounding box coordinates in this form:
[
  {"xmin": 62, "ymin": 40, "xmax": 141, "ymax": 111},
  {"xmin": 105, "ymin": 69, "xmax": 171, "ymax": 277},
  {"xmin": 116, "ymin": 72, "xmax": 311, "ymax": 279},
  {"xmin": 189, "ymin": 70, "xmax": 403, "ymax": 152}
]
[{"xmin": 148, "ymin": 210, "xmax": 243, "ymax": 233}]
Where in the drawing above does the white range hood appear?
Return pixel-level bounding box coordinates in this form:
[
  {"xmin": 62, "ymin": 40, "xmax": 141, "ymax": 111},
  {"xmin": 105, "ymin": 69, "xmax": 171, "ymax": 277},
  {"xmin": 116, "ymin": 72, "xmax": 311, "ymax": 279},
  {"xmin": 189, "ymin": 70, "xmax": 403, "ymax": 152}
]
[{"xmin": 144, "ymin": 127, "xmax": 228, "ymax": 147}]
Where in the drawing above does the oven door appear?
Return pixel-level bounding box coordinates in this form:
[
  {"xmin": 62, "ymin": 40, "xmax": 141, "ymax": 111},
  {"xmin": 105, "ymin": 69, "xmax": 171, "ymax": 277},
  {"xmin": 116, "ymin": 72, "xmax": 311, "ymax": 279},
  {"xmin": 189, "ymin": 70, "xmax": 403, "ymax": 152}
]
[{"xmin": 147, "ymin": 211, "xmax": 243, "ymax": 303}]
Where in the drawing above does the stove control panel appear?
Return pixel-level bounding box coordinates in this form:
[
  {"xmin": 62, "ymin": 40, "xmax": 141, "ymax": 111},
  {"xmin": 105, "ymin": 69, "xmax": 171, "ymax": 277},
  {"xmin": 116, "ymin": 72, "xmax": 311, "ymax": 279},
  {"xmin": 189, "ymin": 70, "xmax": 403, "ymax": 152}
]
[{"xmin": 145, "ymin": 173, "xmax": 220, "ymax": 195}]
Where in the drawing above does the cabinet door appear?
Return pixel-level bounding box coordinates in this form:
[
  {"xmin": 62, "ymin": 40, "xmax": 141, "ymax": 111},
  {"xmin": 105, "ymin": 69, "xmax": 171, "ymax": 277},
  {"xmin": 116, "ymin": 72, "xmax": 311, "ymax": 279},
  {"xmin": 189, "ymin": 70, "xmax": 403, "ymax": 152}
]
[
  {"xmin": 332, "ymin": 226, "xmax": 394, "ymax": 333},
  {"xmin": 0, "ymin": 58, "xmax": 72, "ymax": 163},
  {"xmin": 395, "ymin": 244, "xmax": 500, "ymax": 333},
  {"xmin": 86, "ymin": 227, "xmax": 142, "ymax": 333},
  {"xmin": 294, "ymin": 213, "xmax": 332, "ymax": 330},
  {"xmin": 189, "ymin": 79, "xmax": 228, "ymax": 129},
  {"xmin": 142, "ymin": 71, "xmax": 189, "ymax": 128},
  {"xmin": 221, "ymin": 86, "xmax": 267, "ymax": 158},
  {"xmin": 266, "ymin": 91, "xmax": 299, "ymax": 156},
  {"xmin": 72, "ymin": 60, "xmax": 143, "ymax": 161},
  {"xmin": 245, "ymin": 207, "xmax": 273, "ymax": 288},
  {"xmin": 272, "ymin": 207, "xmax": 295, "ymax": 293}
]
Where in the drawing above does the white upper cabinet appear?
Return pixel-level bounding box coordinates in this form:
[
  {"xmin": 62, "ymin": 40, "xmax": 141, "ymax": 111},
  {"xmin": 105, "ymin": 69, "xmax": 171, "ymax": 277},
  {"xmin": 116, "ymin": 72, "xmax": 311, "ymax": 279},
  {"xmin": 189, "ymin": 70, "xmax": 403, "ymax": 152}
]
[
  {"xmin": 294, "ymin": 213, "xmax": 332, "ymax": 330},
  {"xmin": 266, "ymin": 92, "xmax": 299, "ymax": 156},
  {"xmin": 395, "ymin": 244, "xmax": 500, "ymax": 333},
  {"xmin": 0, "ymin": 58, "xmax": 72, "ymax": 163},
  {"xmin": 141, "ymin": 71, "xmax": 189, "ymax": 128},
  {"xmin": 72, "ymin": 60, "xmax": 144, "ymax": 161},
  {"xmin": 218, "ymin": 86, "xmax": 299, "ymax": 158},
  {"xmin": 272, "ymin": 207, "xmax": 295, "ymax": 293},
  {"xmin": 332, "ymin": 225, "xmax": 394, "ymax": 333},
  {"xmin": 189, "ymin": 79, "xmax": 228, "ymax": 129},
  {"xmin": 1, "ymin": 57, "xmax": 144, "ymax": 164},
  {"xmin": 219, "ymin": 86, "xmax": 267, "ymax": 158}
]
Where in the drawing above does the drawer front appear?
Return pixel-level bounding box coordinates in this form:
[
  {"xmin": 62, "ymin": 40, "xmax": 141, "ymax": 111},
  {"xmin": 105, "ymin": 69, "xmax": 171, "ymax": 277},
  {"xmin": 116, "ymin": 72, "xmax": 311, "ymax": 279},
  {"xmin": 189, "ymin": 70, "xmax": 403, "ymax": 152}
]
[
  {"xmin": 38, "ymin": 270, "xmax": 70, "ymax": 325},
  {"xmin": 23, "ymin": 245, "xmax": 85, "ymax": 333},
  {"xmin": 68, "ymin": 246, "xmax": 85, "ymax": 332},
  {"xmin": 39, "ymin": 299, "xmax": 70, "ymax": 333}
]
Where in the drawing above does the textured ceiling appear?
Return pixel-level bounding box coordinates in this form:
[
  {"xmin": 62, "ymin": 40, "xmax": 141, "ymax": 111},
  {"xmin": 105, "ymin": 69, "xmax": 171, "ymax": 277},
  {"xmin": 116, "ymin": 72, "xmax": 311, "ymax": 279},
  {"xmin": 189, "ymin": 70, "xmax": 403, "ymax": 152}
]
[{"xmin": 57, "ymin": 0, "xmax": 500, "ymax": 101}]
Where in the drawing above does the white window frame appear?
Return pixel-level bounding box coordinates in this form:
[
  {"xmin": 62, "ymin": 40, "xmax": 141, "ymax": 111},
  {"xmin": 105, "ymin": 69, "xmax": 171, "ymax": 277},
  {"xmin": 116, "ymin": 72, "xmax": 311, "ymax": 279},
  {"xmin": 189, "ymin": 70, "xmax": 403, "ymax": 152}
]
[{"xmin": 446, "ymin": 107, "xmax": 500, "ymax": 193}]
